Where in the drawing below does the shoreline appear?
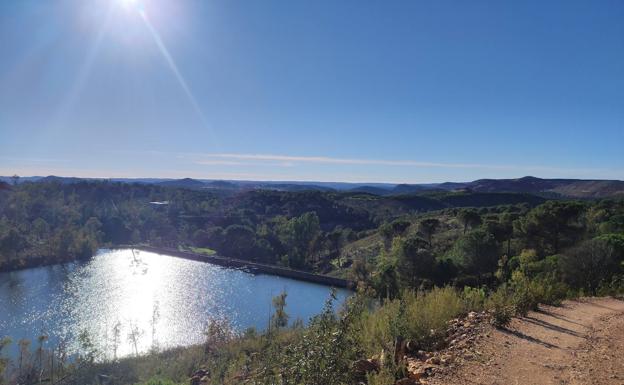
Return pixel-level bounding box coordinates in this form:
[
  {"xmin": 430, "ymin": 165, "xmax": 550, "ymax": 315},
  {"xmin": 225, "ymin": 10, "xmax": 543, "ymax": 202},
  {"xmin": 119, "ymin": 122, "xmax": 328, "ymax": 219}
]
[
  {"xmin": 0, "ymin": 254, "xmax": 80, "ymax": 273},
  {"xmin": 124, "ymin": 245, "xmax": 355, "ymax": 289},
  {"xmin": 0, "ymin": 245, "xmax": 355, "ymax": 289}
]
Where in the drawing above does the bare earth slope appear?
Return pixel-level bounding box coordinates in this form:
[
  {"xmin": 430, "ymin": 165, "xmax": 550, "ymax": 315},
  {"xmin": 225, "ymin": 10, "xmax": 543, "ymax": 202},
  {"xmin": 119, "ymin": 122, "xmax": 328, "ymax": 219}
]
[{"xmin": 430, "ymin": 298, "xmax": 624, "ymax": 385}]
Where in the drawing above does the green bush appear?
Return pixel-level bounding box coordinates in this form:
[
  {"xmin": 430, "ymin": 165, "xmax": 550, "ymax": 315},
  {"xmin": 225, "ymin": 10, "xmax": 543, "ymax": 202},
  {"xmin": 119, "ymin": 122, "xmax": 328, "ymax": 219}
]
[
  {"xmin": 359, "ymin": 298, "xmax": 404, "ymax": 358},
  {"xmin": 274, "ymin": 292, "xmax": 364, "ymax": 385},
  {"xmin": 366, "ymin": 367, "xmax": 396, "ymax": 385},
  {"xmin": 488, "ymin": 286, "xmax": 514, "ymax": 328},
  {"xmin": 531, "ymin": 278, "xmax": 568, "ymax": 306},
  {"xmin": 402, "ymin": 287, "xmax": 465, "ymax": 348},
  {"xmin": 359, "ymin": 287, "xmax": 468, "ymax": 355},
  {"xmin": 597, "ymin": 274, "xmax": 624, "ymax": 298},
  {"xmin": 461, "ymin": 286, "xmax": 487, "ymax": 311},
  {"xmin": 512, "ymin": 287, "xmax": 536, "ymax": 317},
  {"xmin": 509, "ymin": 270, "xmax": 568, "ymax": 315}
]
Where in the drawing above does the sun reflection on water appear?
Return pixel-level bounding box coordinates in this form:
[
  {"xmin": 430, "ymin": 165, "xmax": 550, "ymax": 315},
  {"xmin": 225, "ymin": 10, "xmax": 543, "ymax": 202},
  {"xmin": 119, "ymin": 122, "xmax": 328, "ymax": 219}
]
[{"xmin": 0, "ymin": 249, "xmax": 351, "ymax": 359}]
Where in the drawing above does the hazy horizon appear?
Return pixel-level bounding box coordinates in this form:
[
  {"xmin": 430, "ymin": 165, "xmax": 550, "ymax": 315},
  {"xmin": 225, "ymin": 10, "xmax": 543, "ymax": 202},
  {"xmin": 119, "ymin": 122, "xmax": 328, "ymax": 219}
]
[{"xmin": 3, "ymin": 173, "xmax": 624, "ymax": 187}]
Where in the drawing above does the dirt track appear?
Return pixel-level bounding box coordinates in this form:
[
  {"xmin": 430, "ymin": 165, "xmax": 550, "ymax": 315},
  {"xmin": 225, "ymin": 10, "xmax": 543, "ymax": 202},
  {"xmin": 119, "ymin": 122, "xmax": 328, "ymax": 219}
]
[{"xmin": 429, "ymin": 298, "xmax": 624, "ymax": 385}]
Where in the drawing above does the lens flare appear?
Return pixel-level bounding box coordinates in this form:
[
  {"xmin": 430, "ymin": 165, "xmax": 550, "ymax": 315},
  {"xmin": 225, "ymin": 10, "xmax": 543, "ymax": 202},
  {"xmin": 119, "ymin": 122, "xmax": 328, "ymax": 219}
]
[
  {"xmin": 119, "ymin": 0, "xmax": 139, "ymax": 8},
  {"xmin": 137, "ymin": 9, "xmax": 210, "ymax": 128}
]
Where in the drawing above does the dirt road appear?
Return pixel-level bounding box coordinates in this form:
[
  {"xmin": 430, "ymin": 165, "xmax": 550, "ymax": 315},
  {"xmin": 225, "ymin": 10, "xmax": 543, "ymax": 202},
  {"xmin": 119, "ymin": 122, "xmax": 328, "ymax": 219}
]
[{"xmin": 429, "ymin": 298, "xmax": 624, "ymax": 385}]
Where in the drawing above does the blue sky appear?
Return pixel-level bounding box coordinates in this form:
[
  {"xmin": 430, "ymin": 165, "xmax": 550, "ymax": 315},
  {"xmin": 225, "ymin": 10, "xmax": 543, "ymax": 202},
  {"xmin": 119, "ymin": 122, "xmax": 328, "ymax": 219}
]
[{"xmin": 1, "ymin": 0, "xmax": 623, "ymax": 183}]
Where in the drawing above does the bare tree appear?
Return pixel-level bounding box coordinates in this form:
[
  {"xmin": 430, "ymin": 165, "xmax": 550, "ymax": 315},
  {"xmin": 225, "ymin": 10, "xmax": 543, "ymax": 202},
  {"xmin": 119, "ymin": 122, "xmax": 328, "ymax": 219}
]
[
  {"xmin": 150, "ymin": 302, "xmax": 161, "ymax": 352},
  {"xmin": 127, "ymin": 323, "xmax": 144, "ymax": 356},
  {"xmin": 111, "ymin": 321, "xmax": 122, "ymax": 361}
]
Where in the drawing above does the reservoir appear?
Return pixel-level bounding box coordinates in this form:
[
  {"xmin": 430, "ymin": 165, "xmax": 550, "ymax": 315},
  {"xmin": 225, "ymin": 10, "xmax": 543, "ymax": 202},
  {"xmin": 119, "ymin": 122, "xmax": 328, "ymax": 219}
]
[{"xmin": 0, "ymin": 249, "xmax": 351, "ymax": 359}]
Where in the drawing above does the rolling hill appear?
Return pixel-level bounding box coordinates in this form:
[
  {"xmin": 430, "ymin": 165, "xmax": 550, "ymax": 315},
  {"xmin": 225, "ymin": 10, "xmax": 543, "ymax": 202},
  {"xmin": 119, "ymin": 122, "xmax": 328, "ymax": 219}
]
[{"xmin": 2, "ymin": 175, "xmax": 623, "ymax": 198}]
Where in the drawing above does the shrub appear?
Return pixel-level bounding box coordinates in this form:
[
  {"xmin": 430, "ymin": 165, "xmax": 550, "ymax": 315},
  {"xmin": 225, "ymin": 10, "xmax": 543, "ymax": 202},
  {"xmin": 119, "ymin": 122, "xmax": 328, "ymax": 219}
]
[
  {"xmin": 359, "ymin": 298, "xmax": 404, "ymax": 358},
  {"xmin": 461, "ymin": 286, "xmax": 487, "ymax": 312},
  {"xmin": 597, "ymin": 274, "xmax": 624, "ymax": 298},
  {"xmin": 512, "ymin": 287, "xmax": 536, "ymax": 317},
  {"xmin": 488, "ymin": 286, "xmax": 514, "ymax": 328},
  {"xmin": 531, "ymin": 278, "xmax": 568, "ymax": 306},
  {"xmin": 559, "ymin": 238, "xmax": 621, "ymax": 294},
  {"xmin": 509, "ymin": 269, "xmax": 569, "ymax": 316},
  {"xmin": 275, "ymin": 292, "xmax": 364, "ymax": 385},
  {"xmin": 359, "ymin": 287, "xmax": 467, "ymax": 355},
  {"xmin": 402, "ymin": 287, "xmax": 465, "ymax": 349},
  {"xmin": 367, "ymin": 367, "xmax": 396, "ymax": 385}
]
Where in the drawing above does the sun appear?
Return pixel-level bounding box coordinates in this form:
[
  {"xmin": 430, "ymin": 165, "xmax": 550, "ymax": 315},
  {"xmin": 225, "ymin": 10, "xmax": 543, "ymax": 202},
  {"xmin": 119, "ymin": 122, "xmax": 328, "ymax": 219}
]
[{"xmin": 118, "ymin": 0, "xmax": 140, "ymax": 10}]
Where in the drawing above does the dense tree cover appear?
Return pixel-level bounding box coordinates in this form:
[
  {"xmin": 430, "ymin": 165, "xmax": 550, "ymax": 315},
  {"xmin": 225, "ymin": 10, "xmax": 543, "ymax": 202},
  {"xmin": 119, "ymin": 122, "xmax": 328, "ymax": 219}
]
[
  {"xmin": 0, "ymin": 181, "xmax": 204, "ymax": 269},
  {"xmin": 434, "ymin": 192, "xmax": 545, "ymax": 208},
  {"xmin": 451, "ymin": 229, "xmax": 500, "ymax": 282},
  {"xmin": 457, "ymin": 208, "xmax": 482, "ymax": 234},
  {"xmin": 353, "ymin": 197, "xmax": 624, "ymax": 300},
  {"xmin": 0, "ymin": 182, "xmax": 373, "ymax": 271},
  {"xmin": 0, "ymin": 180, "xmax": 551, "ymax": 273},
  {"xmin": 1, "ymin": 181, "xmax": 623, "ymax": 297},
  {"xmin": 514, "ymin": 200, "xmax": 586, "ymax": 255},
  {"xmin": 395, "ymin": 237, "xmax": 436, "ymax": 289},
  {"xmin": 418, "ymin": 218, "xmax": 439, "ymax": 246}
]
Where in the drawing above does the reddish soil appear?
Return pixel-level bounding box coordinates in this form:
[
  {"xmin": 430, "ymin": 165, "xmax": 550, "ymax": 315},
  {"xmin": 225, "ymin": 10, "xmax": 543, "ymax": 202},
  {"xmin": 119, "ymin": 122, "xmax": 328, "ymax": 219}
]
[{"xmin": 428, "ymin": 298, "xmax": 624, "ymax": 385}]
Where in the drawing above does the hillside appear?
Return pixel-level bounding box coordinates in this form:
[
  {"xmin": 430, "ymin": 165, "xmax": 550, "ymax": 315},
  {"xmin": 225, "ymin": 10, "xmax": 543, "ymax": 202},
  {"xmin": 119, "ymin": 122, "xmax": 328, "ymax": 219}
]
[
  {"xmin": 462, "ymin": 176, "xmax": 624, "ymax": 199},
  {"xmin": 338, "ymin": 191, "xmax": 545, "ymax": 223},
  {"xmin": 157, "ymin": 178, "xmax": 207, "ymax": 189},
  {"xmin": 550, "ymin": 180, "xmax": 624, "ymax": 199},
  {"xmin": 337, "ymin": 177, "xmax": 624, "ymax": 199},
  {"xmin": 3, "ymin": 175, "xmax": 624, "ymax": 198}
]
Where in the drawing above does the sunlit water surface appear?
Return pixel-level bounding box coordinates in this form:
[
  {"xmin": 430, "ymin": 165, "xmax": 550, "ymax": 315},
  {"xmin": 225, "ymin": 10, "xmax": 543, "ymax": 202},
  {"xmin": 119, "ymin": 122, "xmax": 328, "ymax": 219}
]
[{"xmin": 0, "ymin": 249, "xmax": 350, "ymax": 358}]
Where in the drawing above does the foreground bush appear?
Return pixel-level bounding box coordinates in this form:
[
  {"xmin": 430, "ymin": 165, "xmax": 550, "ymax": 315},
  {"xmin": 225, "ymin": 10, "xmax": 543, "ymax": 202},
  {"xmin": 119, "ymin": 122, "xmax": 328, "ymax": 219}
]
[
  {"xmin": 359, "ymin": 286, "xmax": 486, "ymax": 360},
  {"xmin": 487, "ymin": 285, "xmax": 514, "ymax": 328},
  {"xmin": 274, "ymin": 294, "xmax": 364, "ymax": 385}
]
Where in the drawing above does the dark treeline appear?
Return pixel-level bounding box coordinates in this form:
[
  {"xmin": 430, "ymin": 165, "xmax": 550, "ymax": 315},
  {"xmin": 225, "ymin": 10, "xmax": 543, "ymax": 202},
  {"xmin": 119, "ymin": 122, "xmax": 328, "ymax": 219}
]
[
  {"xmin": 0, "ymin": 180, "xmax": 369, "ymax": 271},
  {"xmin": 0, "ymin": 180, "xmax": 549, "ymax": 273},
  {"xmin": 354, "ymin": 199, "xmax": 624, "ymax": 301}
]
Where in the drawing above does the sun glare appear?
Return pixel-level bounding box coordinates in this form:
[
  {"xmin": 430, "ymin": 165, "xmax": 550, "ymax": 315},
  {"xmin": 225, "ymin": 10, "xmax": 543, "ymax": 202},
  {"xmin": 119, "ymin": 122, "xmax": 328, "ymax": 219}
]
[{"xmin": 119, "ymin": 0, "xmax": 140, "ymax": 10}]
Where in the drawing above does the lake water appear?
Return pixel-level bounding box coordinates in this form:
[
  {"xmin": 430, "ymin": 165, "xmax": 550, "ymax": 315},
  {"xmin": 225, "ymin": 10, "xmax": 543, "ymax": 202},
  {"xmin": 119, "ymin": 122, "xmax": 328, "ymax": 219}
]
[{"xmin": 0, "ymin": 249, "xmax": 350, "ymax": 359}]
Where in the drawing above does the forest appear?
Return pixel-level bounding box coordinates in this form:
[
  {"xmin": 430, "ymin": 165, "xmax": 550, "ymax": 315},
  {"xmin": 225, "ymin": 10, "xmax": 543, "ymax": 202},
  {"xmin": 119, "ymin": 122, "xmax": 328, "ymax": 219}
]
[{"xmin": 0, "ymin": 179, "xmax": 545, "ymax": 271}]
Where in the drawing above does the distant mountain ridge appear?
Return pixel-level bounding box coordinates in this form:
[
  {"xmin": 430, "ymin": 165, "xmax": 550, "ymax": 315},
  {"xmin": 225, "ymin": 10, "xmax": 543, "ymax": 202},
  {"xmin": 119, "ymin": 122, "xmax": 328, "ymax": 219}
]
[
  {"xmin": 458, "ymin": 176, "xmax": 624, "ymax": 198},
  {"xmin": 1, "ymin": 175, "xmax": 623, "ymax": 199},
  {"xmin": 157, "ymin": 178, "xmax": 207, "ymax": 189}
]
